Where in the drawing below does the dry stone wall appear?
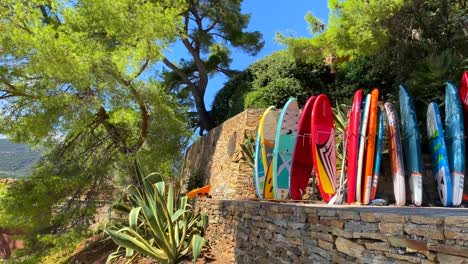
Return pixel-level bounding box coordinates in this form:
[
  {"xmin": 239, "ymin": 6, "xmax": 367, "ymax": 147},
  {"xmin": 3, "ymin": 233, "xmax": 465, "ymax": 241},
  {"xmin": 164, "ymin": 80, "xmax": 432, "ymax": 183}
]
[{"xmin": 195, "ymin": 199, "xmax": 468, "ymax": 264}]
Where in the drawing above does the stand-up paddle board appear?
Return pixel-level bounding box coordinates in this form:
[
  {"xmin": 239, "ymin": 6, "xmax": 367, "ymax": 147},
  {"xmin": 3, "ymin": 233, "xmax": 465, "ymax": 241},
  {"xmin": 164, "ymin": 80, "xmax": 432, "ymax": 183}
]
[
  {"xmin": 290, "ymin": 96, "xmax": 316, "ymax": 200},
  {"xmin": 356, "ymin": 94, "xmax": 371, "ymax": 203},
  {"xmin": 370, "ymin": 108, "xmax": 384, "ymax": 201},
  {"xmin": 311, "ymin": 94, "xmax": 336, "ymax": 202},
  {"xmin": 260, "ymin": 107, "xmax": 279, "ymax": 199},
  {"xmin": 427, "ymin": 102, "xmax": 452, "ymax": 207},
  {"xmin": 254, "ymin": 125, "xmax": 266, "ymax": 198},
  {"xmin": 385, "ymin": 102, "xmax": 406, "ymax": 206},
  {"xmin": 445, "ymin": 82, "xmax": 465, "ymax": 206},
  {"xmin": 399, "ymin": 85, "xmax": 423, "ymax": 206},
  {"xmin": 459, "ymin": 71, "xmax": 468, "ymax": 161},
  {"xmin": 347, "ymin": 90, "xmax": 362, "ymax": 204},
  {"xmin": 363, "ymin": 89, "xmax": 379, "ymax": 204},
  {"xmin": 273, "ymin": 98, "xmax": 300, "ymax": 199}
]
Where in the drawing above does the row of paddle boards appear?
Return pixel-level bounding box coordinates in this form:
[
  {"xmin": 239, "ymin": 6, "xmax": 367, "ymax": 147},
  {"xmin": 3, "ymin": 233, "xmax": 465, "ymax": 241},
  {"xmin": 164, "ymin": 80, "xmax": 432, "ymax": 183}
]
[{"xmin": 253, "ymin": 72, "xmax": 468, "ymax": 207}]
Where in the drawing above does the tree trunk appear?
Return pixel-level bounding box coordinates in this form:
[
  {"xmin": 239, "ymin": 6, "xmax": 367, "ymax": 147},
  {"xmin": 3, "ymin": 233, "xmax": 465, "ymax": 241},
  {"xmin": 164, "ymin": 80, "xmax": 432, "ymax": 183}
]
[{"xmin": 193, "ymin": 89, "xmax": 215, "ymax": 135}]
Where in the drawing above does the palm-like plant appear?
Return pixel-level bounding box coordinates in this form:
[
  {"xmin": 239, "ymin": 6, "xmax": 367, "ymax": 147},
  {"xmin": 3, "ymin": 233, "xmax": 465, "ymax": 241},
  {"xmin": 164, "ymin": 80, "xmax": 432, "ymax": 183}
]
[
  {"xmin": 333, "ymin": 103, "xmax": 350, "ymax": 169},
  {"xmin": 105, "ymin": 160, "xmax": 207, "ymax": 264}
]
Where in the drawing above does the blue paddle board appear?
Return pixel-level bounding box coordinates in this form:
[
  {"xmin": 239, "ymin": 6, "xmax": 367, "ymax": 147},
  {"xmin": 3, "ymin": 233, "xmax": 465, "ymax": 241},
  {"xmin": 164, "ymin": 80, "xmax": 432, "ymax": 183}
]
[
  {"xmin": 427, "ymin": 102, "xmax": 452, "ymax": 207},
  {"xmin": 370, "ymin": 108, "xmax": 384, "ymax": 200},
  {"xmin": 399, "ymin": 85, "xmax": 423, "ymax": 206},
  {"xmin": 445, "ymin": 82, "xmax": 465, "ymax": 206}
]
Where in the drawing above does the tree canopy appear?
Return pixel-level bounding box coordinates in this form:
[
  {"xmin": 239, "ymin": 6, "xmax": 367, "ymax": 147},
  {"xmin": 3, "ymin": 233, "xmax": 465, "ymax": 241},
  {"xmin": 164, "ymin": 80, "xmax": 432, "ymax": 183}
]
[{"xmin": 0, "ymin": 0, "xmax": 190, "ymax": 235}]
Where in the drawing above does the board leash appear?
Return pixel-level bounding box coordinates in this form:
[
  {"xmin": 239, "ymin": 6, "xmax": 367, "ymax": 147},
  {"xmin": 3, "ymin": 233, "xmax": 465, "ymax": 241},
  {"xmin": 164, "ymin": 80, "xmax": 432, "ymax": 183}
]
[{"xmin": 330, "ymin": 133, "xmax": 348, "ymax": 205}]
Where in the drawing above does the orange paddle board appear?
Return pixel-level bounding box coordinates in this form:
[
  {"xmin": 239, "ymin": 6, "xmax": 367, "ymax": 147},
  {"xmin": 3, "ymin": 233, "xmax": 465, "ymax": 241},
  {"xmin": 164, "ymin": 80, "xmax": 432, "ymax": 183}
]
[
  {"xmin": 362, "ymin": 89, "xmax": 379, "ymax": 204},
  {"xmin": 187, "ymin": 185, "xmax": 211, "ymax": 199}
]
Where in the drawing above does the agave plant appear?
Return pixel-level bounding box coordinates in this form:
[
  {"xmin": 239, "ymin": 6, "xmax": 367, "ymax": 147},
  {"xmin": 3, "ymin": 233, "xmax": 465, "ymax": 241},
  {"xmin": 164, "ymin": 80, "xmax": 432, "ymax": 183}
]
[
  {"xmin": 105, "ymin": 160, "xmax": 207, "ymax": 264},
  {"xmin": 333, "ymin": 102, "xmax": 350, "ymax": 169},
  {"xmin": 232, "ymin": 131, "xmax": 256, "ymax": 168}
]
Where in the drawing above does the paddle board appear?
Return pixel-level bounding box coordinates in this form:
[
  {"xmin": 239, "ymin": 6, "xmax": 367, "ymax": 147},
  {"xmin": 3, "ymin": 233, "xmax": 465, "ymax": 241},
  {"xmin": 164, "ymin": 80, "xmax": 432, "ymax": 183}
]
[
  {"xmin": 346, "ymin": 90, "xmax": 362, "ymax": 204},
  {"xmin": 384, "ymin": 102, "xmax": 406, "ymax": 206},
  {"xmin": 311, "ymin": 94, "xmax": 336, "ymax": 202},
  {"xmin": 273, "ymin": 98, "xmax": 300, "ymax": 199},
  {"xmin": 459, "ymin": 71, "xmax": 468, "ymax": 160},
  {"xmin": 445, "ymin": 82, "xmax": 465, "ymax": 206},
  {"xmin": 254, "ymin": 125, "xmax": 266, "ymax": 198},
  {"xmin": 290, "ymin": 96, "xmax": 316, "ymax": 200},
  {"xmin": 356, "ymin": 94, "xmax": 371, "ymax": 203},
  {"xmin": 370, "ymin": 108, "xmax": 384, "ymax": 201},
  {"xmin": 261, "ymin": 107, "xmax": 279, "ymax": 199},
  {"xmin": 427, "ymin": 102, "xmax": 452, "ymax": 207},
  {"xmin": 399, "ymin": 85, "xmax": 423, "ymax": 206},
  {"xmin": 362, "ymin": 89, "xmax": 379, "ymax": 204}
]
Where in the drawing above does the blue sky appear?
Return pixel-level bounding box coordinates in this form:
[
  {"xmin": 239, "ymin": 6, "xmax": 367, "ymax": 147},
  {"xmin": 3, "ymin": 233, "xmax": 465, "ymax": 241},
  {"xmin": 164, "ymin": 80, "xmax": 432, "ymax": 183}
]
[{"xmin": 164, "ymin": 0, "xmax": 329, "ymax": 110}]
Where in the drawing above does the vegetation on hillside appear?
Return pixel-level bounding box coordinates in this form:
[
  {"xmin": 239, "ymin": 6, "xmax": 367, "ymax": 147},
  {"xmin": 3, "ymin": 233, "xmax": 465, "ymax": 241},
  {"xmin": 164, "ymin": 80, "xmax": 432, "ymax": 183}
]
[{"xmin": 0, "ymin": 139, "xmax": 40, "ymax": 178}]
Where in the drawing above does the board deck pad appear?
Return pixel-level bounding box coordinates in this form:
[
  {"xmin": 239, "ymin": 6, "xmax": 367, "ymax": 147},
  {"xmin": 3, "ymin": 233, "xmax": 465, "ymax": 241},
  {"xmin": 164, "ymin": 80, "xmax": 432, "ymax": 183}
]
[
  {"xmin": 356, "ymin": 94, "xmax": 371, "ymax": 203},
  {"xmin": 311, "ymin": 94, "xmax": 336, "ymax": 202},
  {"xmin": 385, "ymin": 102, "xmax": 406, "ymax": 206},
  {"xmin": 260, "ymin": 106, "xmax": 279, "ymax": 199},
  {"xmin": 362, "ymin": 89, "xmax": 379, "ymax": 204},
  {"xmin": 427, "ymin": 102, "xmax": 452, "ymax": 207},
  {"xmin": 346, "ymin": 90, "xmax": 362, "ymax": 204},
  {"xmin": 445, "ymin": 82, "xmax": 465, "ymax": 206},
  {"xmin": 399, "ymin": 85, "xmax": 423, "ymax": 206},
  {"xmin": 370, "ymin": 107, "xmax": 384, "ymax": 201},
  {"xmin": 290, "ymin": 96, "xmax": 316, "ymax": 200},
  {"xmin": 273, "ymin": 98, "xmax": 300, "ymax": 199}
]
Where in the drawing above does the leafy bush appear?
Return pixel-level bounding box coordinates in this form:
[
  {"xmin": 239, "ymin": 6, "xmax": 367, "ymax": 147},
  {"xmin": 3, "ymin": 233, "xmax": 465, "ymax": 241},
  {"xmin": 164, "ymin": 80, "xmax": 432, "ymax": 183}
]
[
  {"xmin": 7, "ymin": 228, "xmax": 91, "ymax": 264},
  {"xmin": 211, "ymin": 52, "xmax": 331, "ymax": 122},
  {"xmin": 105, "ymin": 160, "xmax": 207, "ymax": 263}
]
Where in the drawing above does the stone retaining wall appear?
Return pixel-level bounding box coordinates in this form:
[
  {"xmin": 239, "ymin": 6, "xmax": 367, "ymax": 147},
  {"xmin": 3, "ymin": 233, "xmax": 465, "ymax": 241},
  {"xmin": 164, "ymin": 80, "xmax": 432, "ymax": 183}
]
[
  {"xmin": 195, "ymin": 199, "xmax": 468, "ymax": 263},
  {"xmin": 182, "ymin": 109, "xmax": 264, "ymax": 199}
]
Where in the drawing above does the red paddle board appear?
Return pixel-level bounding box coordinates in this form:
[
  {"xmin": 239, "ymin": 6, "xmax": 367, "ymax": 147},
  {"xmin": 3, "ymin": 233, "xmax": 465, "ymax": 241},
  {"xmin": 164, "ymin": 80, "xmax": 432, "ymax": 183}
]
[
  {"xmin": 290, "ymin": 96, "xmax": 316, "ymax": 200},
  {"xmin": 346, "ymin": 90, "xmax": 362, "ymax": 204},
  {"xmin": 459, "ymin": 71, "xmax": 468, "ymax": 156},
  {"xmin": 311, "ymin": 94, "xmax": 337, "ymax": 202}
]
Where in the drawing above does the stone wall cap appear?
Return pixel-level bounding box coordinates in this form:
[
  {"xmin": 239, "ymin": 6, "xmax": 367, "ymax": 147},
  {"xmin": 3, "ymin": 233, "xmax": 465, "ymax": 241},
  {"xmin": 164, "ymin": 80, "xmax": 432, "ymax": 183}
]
[{"xmin": 198, "ymin": 199, "xmax": 468, "ymax": 216}]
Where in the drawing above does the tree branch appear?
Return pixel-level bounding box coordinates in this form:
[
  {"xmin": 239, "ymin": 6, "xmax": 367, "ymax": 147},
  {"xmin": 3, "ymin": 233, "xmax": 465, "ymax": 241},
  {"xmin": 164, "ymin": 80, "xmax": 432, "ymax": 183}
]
[
  {"xmin": 162, "ymin": 57, "xmax": 195, "ymax": 89},
  {"xmin": 122, "ymin": 59, "xmax": 150, "ymax": 86},
  {"xmin": 0, "ymin": 79, "xmax": 37, "ymax": 99}
]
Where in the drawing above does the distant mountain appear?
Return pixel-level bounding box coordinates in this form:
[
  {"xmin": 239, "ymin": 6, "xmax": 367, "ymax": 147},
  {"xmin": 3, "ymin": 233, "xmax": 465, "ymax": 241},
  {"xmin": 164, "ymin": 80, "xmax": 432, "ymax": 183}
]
[{"xmin": 0, "ymin": 139, "xmax": 41, "ymax": 178}]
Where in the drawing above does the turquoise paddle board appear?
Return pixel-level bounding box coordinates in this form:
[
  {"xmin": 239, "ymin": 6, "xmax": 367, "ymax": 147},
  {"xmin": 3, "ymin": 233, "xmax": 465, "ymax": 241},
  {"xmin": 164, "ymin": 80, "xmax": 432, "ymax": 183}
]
[
  {"xmin": 272, "ymin": 98, "xmax": 300, "ymax": 199},
  {"xmin": 370, "ymin": 108, "xmax": 384, "ymax": 200},
  {"xmin": 445, "ymin": 82, "xmax": 465, "ymax": 206},
  {"xmin": 399, "ymin": 85, "xmax": 423, "ymax": 206},
  {"xmin": 427, "ymin": 102, "xmax": 452, "ymax": 207}
]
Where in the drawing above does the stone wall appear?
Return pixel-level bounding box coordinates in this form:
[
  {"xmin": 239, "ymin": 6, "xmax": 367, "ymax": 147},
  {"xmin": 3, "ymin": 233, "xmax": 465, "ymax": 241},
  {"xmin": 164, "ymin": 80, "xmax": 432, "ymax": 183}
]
[
  {"xmin": 195, "ymin": 199, "xmax": 468, "ymax": 264},
  {"xmin": 182, "ymin": 109, "xmax": 264, "ymax": 199}
]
